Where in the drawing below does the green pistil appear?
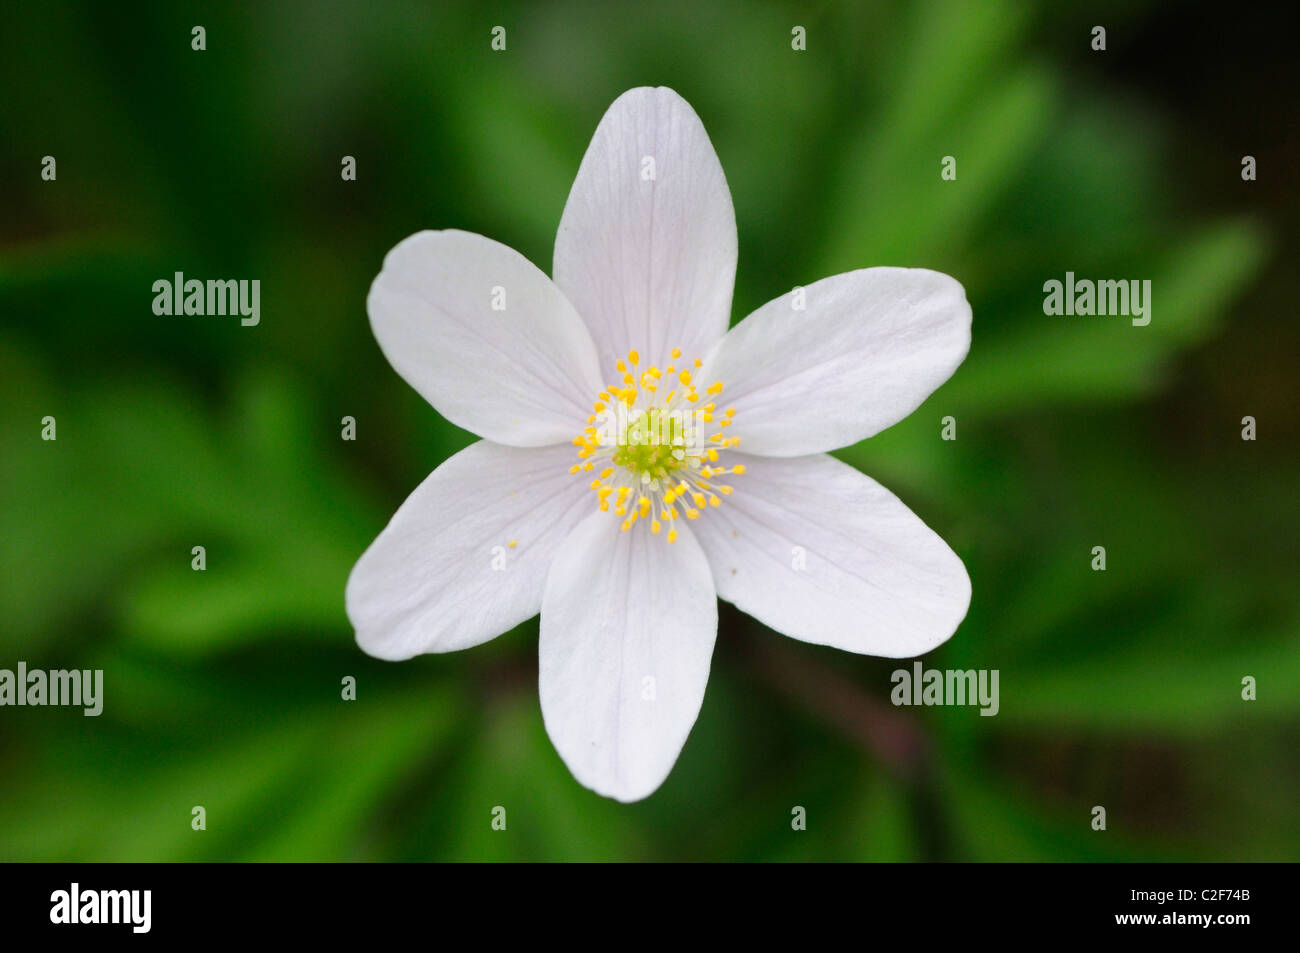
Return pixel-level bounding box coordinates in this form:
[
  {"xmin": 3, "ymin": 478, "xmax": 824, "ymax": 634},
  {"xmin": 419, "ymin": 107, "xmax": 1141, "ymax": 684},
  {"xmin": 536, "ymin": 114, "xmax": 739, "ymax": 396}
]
[
  {"xmin": 612, "ymin": 408, "xmax": 688, "ymax": 480},
  {"xmin": 612, "ymin": 442, "xmax": 684, "ymax": 481}
]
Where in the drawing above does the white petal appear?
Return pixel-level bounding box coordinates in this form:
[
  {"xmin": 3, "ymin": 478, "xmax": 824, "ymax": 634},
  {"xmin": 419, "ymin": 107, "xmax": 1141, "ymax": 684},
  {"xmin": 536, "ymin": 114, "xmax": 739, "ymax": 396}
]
[
  {"xmin": 702, "ymin": 268, "xmax": 972, "ymax": 456},
  {"xmin": 691, "ymin": 453, "xmax": 970, "ymax": 658},
  {"xmin": 367, "ymin": 229, "xmax": 604, "ymax": 447},
  {"xmin": 347, "ymin": 440, "xmax": 590, "ymax": 660},
  {"xmin": 539, "ymin": 513, "xmax": 717, "ymax": 802},
  {"xmin": 554, "ymin": 87, "xmax": 737, "ymax": 371}
]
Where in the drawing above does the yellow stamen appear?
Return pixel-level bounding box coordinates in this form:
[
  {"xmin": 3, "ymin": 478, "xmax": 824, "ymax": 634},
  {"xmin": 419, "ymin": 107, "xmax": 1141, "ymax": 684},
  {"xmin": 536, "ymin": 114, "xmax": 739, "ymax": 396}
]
[{"xmin": 568, "ymin": 348, "xmax": 745, "ymax": 542}]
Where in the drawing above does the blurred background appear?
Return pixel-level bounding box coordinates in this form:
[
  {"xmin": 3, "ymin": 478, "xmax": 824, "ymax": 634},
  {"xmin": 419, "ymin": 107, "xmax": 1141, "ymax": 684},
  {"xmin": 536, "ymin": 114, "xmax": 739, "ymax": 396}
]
[{"xmin": 1, "ymin": 0, "xmax": 1296, "ymax": 861}]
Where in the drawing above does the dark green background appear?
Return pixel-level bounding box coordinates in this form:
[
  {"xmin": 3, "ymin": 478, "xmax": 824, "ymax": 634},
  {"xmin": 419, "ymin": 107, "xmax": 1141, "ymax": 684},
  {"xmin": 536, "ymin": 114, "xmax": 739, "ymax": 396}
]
[{"xmin": 2, "ymin": 0, "xmax": 1296, "ymax": 860}]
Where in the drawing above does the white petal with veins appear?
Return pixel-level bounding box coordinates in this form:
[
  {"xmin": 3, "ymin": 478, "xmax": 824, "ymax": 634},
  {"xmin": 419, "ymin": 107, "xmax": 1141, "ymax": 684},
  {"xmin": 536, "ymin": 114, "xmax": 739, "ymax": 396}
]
[
  {"xmin": 348, "ymin": 440, "xmax": 591, "ymax": 660},
  {"xmin": 702, "ymin": 267, "xmax": 971, "ymax": 456},
  {"xmin": 690, "ymin": 452, "xmax": 970, "ymax": 658},
  {"xmin": 539, "ymin": 512, "xmax": 717, "ymax": 802},
  {"xmin": 554, "ymin": 87, "xmax": 737, "ymax": 371},
  {"xmin": 368, "ymin": 229, "xmax": 604, "ymax": 447}
]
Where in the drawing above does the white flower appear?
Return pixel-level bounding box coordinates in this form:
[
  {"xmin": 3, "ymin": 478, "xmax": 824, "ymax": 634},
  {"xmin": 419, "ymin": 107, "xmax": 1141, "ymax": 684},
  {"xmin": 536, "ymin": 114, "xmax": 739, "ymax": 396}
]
[{"xmin": 347, "ymin": 87, "xmax": 972, "ymax": 802}]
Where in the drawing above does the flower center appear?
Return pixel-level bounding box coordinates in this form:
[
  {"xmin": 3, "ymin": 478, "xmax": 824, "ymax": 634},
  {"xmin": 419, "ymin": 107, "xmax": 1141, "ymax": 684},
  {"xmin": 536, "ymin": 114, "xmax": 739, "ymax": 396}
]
[{"xmin": 570, "ymin": 347, "xmax": 744, "ymax": 542}]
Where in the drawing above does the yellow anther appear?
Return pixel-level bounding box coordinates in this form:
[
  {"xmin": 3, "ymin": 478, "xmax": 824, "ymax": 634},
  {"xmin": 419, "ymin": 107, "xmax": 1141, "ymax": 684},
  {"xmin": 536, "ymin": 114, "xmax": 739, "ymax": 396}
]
[
  {"xmin": 733, "ymin": 464, "xmax": 746, "ymax": 475},
  {"xmin": 571, "ymin": 350, "xmax": 739, "ymax": 541},
  {"xmin": 508, "ymin": 540, "xmax": 518, "ymax": 548}
]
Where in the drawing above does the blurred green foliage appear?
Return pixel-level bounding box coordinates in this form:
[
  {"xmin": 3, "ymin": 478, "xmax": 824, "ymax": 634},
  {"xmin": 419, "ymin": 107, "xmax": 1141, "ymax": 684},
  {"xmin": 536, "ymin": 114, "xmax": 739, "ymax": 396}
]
[{"xmin": 1, "ymin": 0, "xmax": 1295, "ymax": 860}]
